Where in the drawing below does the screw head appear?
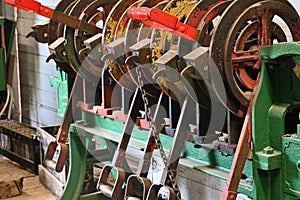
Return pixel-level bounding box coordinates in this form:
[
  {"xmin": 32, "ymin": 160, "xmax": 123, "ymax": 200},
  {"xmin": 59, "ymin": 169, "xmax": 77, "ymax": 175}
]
[{"xmin": 263, "ymin": 146, "xmax": 274, "ymax": 154}]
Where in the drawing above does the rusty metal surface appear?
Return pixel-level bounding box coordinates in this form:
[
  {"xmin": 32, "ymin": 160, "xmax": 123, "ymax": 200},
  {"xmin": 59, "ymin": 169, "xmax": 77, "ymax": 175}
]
[
  {"xmin": 47, "ymin": 0, "xmax": 78, "ymax": 77},
  {"xmin": 101, "ymin": 0, "xmax": 139, "ymax": 90},
  {"xmin": 124, "ymin": 0, "xmax": 170, "ymax": 92},
  {"xmin": 77, "ymin": 0, "xmax": 116, "ymax": 80},
  {"xmin": 63, "ymin": 0, "xmax": 97, "ymax": 74},
  {"xmin": 220, "ymin": 74, "xmax": 258, "ymax": 200},
  {"xmin": 149, "ymin": 0, "xmax": 198, "ymax": 100},
  {"xmin": 210, "ymin": 0, "xmax": 300, "ymax": 117},
  {"xmin": 150, "ymin": 0, "xmax": 192, "ymax": 63}
]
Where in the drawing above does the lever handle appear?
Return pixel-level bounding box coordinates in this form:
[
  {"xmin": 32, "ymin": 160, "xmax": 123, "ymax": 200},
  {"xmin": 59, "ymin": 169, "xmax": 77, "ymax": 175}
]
[
  {"xmin": 4, "ymin": 0, "xmax": 54, "ymax": 18},
  {"xmin": 97, "ymin": 165, "xmax": 126, "ymax": 199},
  {"xmin": 128, "ymin": 7, "xmax": 199, "ymax": 41},
  {"xmin": 44, "ymin": 74, "xmax": 81, "ymax": 172},
  {"xmin": 125, "ymin": 175, "xmax": 152, "ymax": 200},
  {"xmin": 146, "ymin": 184, "xmax": 176, "ymax": 200},
  {"xmin": 44, "ymin": 140, "xmax": 68, "ymax": 172}
]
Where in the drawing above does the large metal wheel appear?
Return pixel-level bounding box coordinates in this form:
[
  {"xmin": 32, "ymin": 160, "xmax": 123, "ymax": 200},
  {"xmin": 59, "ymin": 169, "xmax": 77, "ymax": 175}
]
[
  {"xmin": 101, "ymin": 0, "xmax": 141, "ymax": 91},
  {"xmin": 210, "ymin": 0, "xmax": 300, "ymax": 117},
  {"xmin": 47, "ymin": 0, "xmax": 78, "ymax": 77},
  {"xmin": 75, "ymin": 0, "xmax": 114, "ymax": 81},
  {"xmin": 150, "ymin": 0, "xmax": 199, "ymax": 100}
]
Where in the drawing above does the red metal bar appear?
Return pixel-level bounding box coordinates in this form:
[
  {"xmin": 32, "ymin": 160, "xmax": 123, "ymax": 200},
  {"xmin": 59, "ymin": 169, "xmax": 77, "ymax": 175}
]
[
  {"xmin": 4, "ymin": 0, "xmax": 54, "ymax": 18},
  {"xmin": 221, "ymin": 74, "xmax": 260, "ymax": 200},
  {"xmin": 128, "ymin": 7, "xmax": 199, "ymax": 41},
  {"xmin": 220, "ymin": 110, "xmax": 251, "ymax": 200}
]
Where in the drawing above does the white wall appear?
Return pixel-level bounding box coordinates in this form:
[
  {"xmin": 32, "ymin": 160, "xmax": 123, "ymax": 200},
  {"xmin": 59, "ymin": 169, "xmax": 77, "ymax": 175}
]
[{"xmin": 3, "ymin": 0, "xmax": 61, "ymax": 126}]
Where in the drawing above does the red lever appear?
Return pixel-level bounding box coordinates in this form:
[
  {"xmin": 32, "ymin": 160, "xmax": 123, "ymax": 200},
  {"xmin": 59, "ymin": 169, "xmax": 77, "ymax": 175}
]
[
  {"xmin": 128, "ymin": 7, "xmax": 199, "ymax": 41},
  {"xmin": 4, "ymin": 0, "xmax": 54, "ymax": 18}
]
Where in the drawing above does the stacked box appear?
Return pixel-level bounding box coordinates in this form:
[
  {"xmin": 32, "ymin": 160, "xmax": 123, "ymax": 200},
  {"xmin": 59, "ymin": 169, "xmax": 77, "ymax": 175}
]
[{"xmin": 0, "ymin": 120, "xmax": 40, "ymax": 174}]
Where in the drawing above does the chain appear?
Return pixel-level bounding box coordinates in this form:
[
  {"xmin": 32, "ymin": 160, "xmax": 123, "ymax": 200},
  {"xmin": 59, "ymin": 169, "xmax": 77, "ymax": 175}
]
[{"xmin": 136, "ymin": 67, "xmax": 181, "ymax": 200}]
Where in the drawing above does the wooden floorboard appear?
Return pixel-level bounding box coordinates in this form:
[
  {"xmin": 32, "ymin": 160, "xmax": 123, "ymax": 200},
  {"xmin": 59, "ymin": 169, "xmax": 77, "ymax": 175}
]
[{"xmin": 0, "ymin": 156, "xmax": 56, "ymax": 200}]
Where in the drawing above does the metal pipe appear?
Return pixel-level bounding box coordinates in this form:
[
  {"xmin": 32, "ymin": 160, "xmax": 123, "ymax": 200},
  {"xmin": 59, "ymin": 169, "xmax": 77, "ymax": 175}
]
[{"xmin": 14, "ymin": 7, "xmax": 22, "ymax": 122}]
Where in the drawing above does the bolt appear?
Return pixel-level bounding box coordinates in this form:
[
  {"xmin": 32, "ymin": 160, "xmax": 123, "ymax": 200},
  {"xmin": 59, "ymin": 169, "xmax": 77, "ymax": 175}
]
[
  {"xmin": 229, "ymin": 194, "xmax": 236, "ymax": 200},
  {"xmin": 293, "ymin": 61, "xmax": 300, "ymax": 79},
  {"xmin": 246, "ymin": 177, "xmax": 253, "ymax": 185},
  {"xmin": 203, "ymin": 65, "xmax": 208, "ymax": 71},
  {"xmin": 178, "ymin": 25, "xmax": 185, "ymax": 33},
  {"xmin": 263, "ymin": 146, "xmax": 274, "ymax": 154}
]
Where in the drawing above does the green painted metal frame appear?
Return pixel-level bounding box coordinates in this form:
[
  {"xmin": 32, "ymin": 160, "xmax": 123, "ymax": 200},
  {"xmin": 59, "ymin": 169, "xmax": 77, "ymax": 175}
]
[
  {"xmin": 60, "ymin": 109, "xmax": 253, "ymax": 199},
  {"xmin": 252, "ymin": 42, "xmax": 300, "ymax": 200},
  {"xmin": 60, "ymin": 123, "xmax": 118, "ymax": 200},
  {"xmin": 0, "ymin": 12, "xmax": 16, "ymax": 91},
  {"xmin": 49, "ymin": 70, "xmax": 69, "ymax": 117},
  {"xmin": 60, "ymin": 42, "xmax": 300, "ymax": 200},
  {"xmin": 0, "ymin": 48, "xmax": 6, "ymax": 91}
]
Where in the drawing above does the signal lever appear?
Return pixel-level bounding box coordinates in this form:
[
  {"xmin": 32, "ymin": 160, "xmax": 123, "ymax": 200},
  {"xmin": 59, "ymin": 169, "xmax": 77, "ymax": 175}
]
[
  {"xmin": 3, "ymin": 0, "xmax": 99, "ymax": 35},
  {"xmin": 44, "ymin": 74, "xmax": 81, "ymax": 172},
  {"xmin": 127, "ymin": 7, "xmax": 199, "ymax": 41}
]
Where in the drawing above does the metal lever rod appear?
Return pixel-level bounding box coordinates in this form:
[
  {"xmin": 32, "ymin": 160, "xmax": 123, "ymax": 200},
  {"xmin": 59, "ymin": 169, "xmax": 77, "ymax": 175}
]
[
  {"xmin": 128, "ymin": 7, "xmax": 199, "ymax": 41},
  {"xmin": 161, "ymin": 96, "xmax": 193, "ymax": 182},
  {"xmin": 124, "ymin": 92, "xmax": 165, "ymax": 200},
  {"xmin": 44, "ymin": 74, "xmax": 81, "ymax": 172},
  {"xmin": 97, "ymin": 89, "xmax": 141, "ymax": 199},
  {"xmin": 4, "ymin": 0, "xmax": 99, "ymax": 35},
  {"xmin": 136, "ymin": 91, "xmax": 164, "ymax": 177},
  {"xmin": 4, "ymin": 0, "xmax": 53, "ymax": 18},
  {"xmin": 220, "ymin": 74, "xmax": 260, "ymax": 200}
]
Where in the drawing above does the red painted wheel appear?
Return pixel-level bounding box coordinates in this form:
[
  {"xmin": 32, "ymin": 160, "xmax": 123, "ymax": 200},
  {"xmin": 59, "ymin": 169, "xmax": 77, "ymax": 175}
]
[{"xmin": 210, "ymin": 0, "xmax": 300, "ymax": 117}]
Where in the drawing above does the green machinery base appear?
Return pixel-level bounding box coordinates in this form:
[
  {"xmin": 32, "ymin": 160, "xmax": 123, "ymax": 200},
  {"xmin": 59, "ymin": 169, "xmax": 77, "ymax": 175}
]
[{"xmin": 59, "ymin": 42, "xmax": 300, "ymax": 200}]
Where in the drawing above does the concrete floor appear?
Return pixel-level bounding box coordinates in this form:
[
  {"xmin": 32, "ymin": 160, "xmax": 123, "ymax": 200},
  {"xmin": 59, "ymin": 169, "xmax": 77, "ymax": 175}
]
[{"xmin": 0, "ymin": 156, "xmax": 56, "ymax": 200}]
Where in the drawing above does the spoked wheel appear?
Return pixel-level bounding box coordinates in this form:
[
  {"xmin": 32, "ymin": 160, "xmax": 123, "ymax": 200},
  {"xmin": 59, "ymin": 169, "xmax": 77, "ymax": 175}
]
[
  {"xmin": 123, "ymin": 0, "xmax": 170, "ymax": 92},
  {"xmin": 210, "ymin": 0, "xmax": 300, "ymax": 117},
  {"xmin": 46, "ymin": 0, "xmax": 115, "ymax": 79},
  {"xmin": 75, "ymin": 0, "xmax": 116, "ymax": 79},
  {"xmin": 63, "ymin": 0, "xmax": 116, "ymax": 81},
  {"xmin": 47, "ymin": 0, "xmax": 78, "ymax": 77},
  {"xmin": 150, "ymin": 0, "xmax": 199, "ymax": 100},
  {"xmin": 101, "ymin": 0, "xmax": 141, "ymax": 91}
]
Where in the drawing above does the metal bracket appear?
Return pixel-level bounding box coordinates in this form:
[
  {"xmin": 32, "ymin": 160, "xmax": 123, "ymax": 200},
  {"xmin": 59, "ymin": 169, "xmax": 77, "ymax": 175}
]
[
  {"xmin": 125, "ymin": 175, "xmax": 152, "ymax": 200},
  {"xmin": 183, "ymin": 46, "xmax": 209, "ymax": 80},
  {"xmin": 97, "ymin": 165, "xmax": 126, "ymax": 199},
  {"xmin": 46, "ymin": 37, "xmax": 67, "ymax": 63},
  {"xmin": 25, "ymin": 22, "xmax": 49, "ymax": 43}
]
